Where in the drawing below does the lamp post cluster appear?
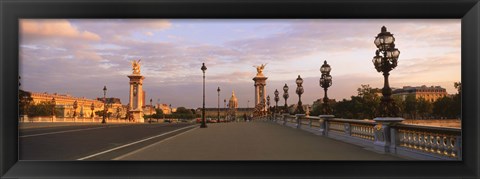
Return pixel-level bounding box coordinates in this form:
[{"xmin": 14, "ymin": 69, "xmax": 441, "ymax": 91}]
[
  {"xmin": 372, "ymin": 26, "xmax": 400, "ymax": 117},
  {"xmin": 320, "ymin": 60, "xmax": 333, "ymax": 115}
]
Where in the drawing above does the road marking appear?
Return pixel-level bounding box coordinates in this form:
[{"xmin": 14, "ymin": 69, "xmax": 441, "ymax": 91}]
[
  {"xmin": 76, "ymin": 124, "xmax": 199, "ymax": 160},
  {"xmin": 112, "ymin": 126, "xmax": 198, "ymax": 160},
  {"xmin": 20, "ymin": 126, "xmax": 110, "ymax": 138}
]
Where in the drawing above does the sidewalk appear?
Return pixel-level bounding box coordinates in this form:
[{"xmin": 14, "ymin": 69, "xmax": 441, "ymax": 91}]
[
  {"xmin": 117, "ymin": 121, "xmax": 405, "ymax": 160},
  {"xmin": 19, "ymin": 122, "xmax": 103, "ymax": 129}
]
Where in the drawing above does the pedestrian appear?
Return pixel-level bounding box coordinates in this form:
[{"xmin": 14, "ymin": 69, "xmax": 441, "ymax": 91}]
[{"xmin": 243, "ymin": 114, "xmax": 247, "ymax": 122}]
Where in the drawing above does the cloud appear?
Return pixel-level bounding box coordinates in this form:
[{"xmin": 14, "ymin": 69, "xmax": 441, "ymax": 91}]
[{"xmin": 20, "ymin": 19, "xmax": 100, "ymax": 41}]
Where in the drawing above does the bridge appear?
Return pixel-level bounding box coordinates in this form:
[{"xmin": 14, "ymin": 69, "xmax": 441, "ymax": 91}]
[{"xmin": 19, "ymin": 114, "xmax": 460, "ymax": 161}]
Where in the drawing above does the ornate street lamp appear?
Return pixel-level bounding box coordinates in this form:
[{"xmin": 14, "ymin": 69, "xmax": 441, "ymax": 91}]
[
  {"xmin": 320, "ymin": 60, "xmax": 333, "ymax": 115},
  {"xmin": 372, "ymin": 26, "xmax": 401, "ymax": 117},
  {"xmin": 149, "ymin": 98, "xmax": 153, "ymax": 123},
  {"xmin": 200, "ymin": 63, "xmax": 207, "ymax": 128},
  {"xmin": 217, "ymin": 87, "xmax": 221, "ymax": 123},
  {"xmin": 51, "ymin": 97, "xmax": 56, "ymax": 122},
  {"xmin": 283, "ymin": 84, "xmax": 289, "ymax": 112},
  {"xmin": 274, "ymin": 89, "xmax": 279, "ymax": 114},
  {"xmin": 73, "ymin": 100, "xmax": 78, "ymax": 118},
  {"xmin": 295, "ymin": 75, "xmax": 305, "ymax": 114},
  {"xmin": 102, "ymin": 86, "xmax": 107, "ymax": 124}
]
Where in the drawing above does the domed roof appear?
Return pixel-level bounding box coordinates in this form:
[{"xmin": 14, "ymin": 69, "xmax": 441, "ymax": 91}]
[
  {"xmin": 228, "ymin": 90, "xmax": 238, "ymax": 108},
  {"xmin": 229, "ymin": 90, "xmax": 237, "ymax": 102}
]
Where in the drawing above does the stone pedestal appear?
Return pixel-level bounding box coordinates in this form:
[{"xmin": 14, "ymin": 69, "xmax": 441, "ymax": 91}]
[
  {"xmin": 295, "ymin": 114, "xmax": 305, "ymax": 128},
  {"xmin": 128, "ymin": 74, "xmax": 145, "ymax": 123},
  {"xmin": 373, "ymin": 117, "xmax": 404, "ymax": 153},
  {"xmin": 319, "ymin": 115, "xmax": 334, "ymax": 136}
]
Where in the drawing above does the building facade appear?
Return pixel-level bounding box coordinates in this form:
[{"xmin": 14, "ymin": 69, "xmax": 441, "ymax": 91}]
[
  {"xmin": 392, "ymin": 85, "xmax": 448, "ymax": 102},
  {"xmin": 29, "ymin": 92, "xmax": 127, "ymax": 118}
]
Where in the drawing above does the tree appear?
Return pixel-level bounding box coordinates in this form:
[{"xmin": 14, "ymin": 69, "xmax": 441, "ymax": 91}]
[
  {"xmin": 175, "ymin": 107, "xmax": 193, "ymax": 114},
  {"xmin": 151, "ymin": 108, "xmax": 164, "ymax": 119},
  {"xmin": 454, "ymin": 82, "xmax": 461, "ymax": 94},
  {"xmin": 433, "ymin": 96, "xmax": 454, "ymax": 119},
  {"xmin": 95, "ymin": 110, "xmax": 112, "ymax": 118},
  {"xmin": 27, "ymin": 101, "xmax": 55, "ymax": 117},
  {"xmin": 416, "ymin": 97, "xmax": 432, "ymax": 119},
  {"xmin": 310, "ymin": 99, "xmax": 322, "ymax": 116},
  {"xmin": 19, "ymin": 90, "xmax": 33, "ymax": 116},
  {"xmin": 403, "ymin": 94, "xmax": 417, "ymax": 119}
]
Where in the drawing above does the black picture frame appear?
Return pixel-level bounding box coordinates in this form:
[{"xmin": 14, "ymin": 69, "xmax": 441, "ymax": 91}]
[{"xmin": 1, "ymin": 0, "xmax": 479, "ymax": 178}]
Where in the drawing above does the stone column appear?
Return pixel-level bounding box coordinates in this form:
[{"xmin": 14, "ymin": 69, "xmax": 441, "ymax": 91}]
[
  {"xmin": 373, "ymin": 117, "xmax": 404, "ymax": 153},
  {"xmin": 128, "ymin": 75, "xmax": 145, "ymax": 123},
  {"xmin": 253, "ymin": 76, "xmax": 268, "ymax": 114},
  {"xmin": 295, "ymin": 114, "xmax": 305, "ymax": 129}
]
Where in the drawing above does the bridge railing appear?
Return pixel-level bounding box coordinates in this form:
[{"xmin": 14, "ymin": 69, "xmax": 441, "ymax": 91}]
[{"xmin": 270, "ymin": 113, "xmax": 461, "ymax": 160}]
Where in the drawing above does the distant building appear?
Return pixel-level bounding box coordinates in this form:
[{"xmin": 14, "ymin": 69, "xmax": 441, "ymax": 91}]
[
  {"xmin": 29, "ymin": 91, "xmax": 127, "ymax": 118},
  {"xmin": 392, "ymin": 85, "xmax": 448, "ymax": 102},
  {"xmin": 143, "ymin": 105, "xmax": 156, "ymax": 115},
  {"xmin": 156, "ymin": 103, "xmax": 173, "ymax": 114}
]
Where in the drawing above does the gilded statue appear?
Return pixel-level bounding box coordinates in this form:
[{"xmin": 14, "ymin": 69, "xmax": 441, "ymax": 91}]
[
  {"xmin": 131, "ymin": 59, "xmax": 141, "ymax": 74},
  {"xmin": 253, "ymin": 63, "xmax": 267, "ymax": 76}
]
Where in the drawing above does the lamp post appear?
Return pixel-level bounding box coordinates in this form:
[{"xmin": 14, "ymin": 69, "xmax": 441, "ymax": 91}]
[
  {"xmin": 274, "ymin": 89, "xmax": 279, "ymax": 114},
  {"xmin": 372, "ymin": 26, "xmax": 401, "ymax": 117},
  {"xmin": 283, "ymin": 84, "xmax": 289, "ymax": 113},
  {"xmin": 102, "ymin": 86, "xmax": 107, "ymax": 124},
  {"xmin": 217, "ymin": 87, "xmax": 221, "ymax": 123},
  {"xmin": 295, "ymin": 75, "xmax": 305, "ymax": 114},
  {"xmin": 200, "ymin": 63, "xmax": 207, "ymax": 128},
  {"xmin": 90, "ymin": 102, "xmax": 94, "ymax": 119},
  {"xmin": 224, "ymin": 98, "xmax": 226, "ymax": 121},
  {"xmin": 51, "ymin": 97, "xmax": 56, "ymax": 122},
  {"xmin": 149, "ymin": 98, "xmax": 153, "ymax": 123},
  {"xmin": 320, "ymin": 60, "xmax": 333, "ymax": 115},
  {"xmin": 266, "ymin": 95, "xmax": 270, "ymax": 118}
]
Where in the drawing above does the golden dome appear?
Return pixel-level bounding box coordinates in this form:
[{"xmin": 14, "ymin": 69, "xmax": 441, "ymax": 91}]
[{"xmin": 229, "ymin": 90, "xmax": 238, "ymax": 108}]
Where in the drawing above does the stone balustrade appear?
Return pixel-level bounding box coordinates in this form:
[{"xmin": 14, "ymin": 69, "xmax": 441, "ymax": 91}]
[
  {"xmin": 394, "ymin": 124, "xmax": 461, "ymax": 160},
  {"xmin": 270, "ymin": 114, "xmax": 461, "ymax": 160}
]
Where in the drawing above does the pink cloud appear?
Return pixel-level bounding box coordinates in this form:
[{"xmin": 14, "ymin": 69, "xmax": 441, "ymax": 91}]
[{"xmin": 20, "ymin": 19, "xmax": 100, "ymax": 41}]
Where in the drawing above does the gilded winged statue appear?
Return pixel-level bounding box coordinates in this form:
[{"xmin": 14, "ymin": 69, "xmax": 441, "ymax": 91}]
[
  {"xmin": 253, "ymin": 63, "xmax": 267, "ymax": 76},
  {"xmin": 131, "ymin": 59, "xmax": 141, "ymax": 74}
]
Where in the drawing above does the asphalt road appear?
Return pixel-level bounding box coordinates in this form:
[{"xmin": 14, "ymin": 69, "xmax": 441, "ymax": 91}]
[{"xmin": 19, "ymin": 123, "xmax": 197, "ymax": 160}]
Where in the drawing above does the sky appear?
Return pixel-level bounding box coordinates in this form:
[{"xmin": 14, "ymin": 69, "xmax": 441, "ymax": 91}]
[{"xmin": 19, "ymin": 19, "xmax": 461, "ymax": 109}]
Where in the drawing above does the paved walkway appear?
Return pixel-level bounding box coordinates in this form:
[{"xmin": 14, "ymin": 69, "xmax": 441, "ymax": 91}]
[{"xmin": 117, "ymin": 121, "xmax": 405, "ymax": 160}]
